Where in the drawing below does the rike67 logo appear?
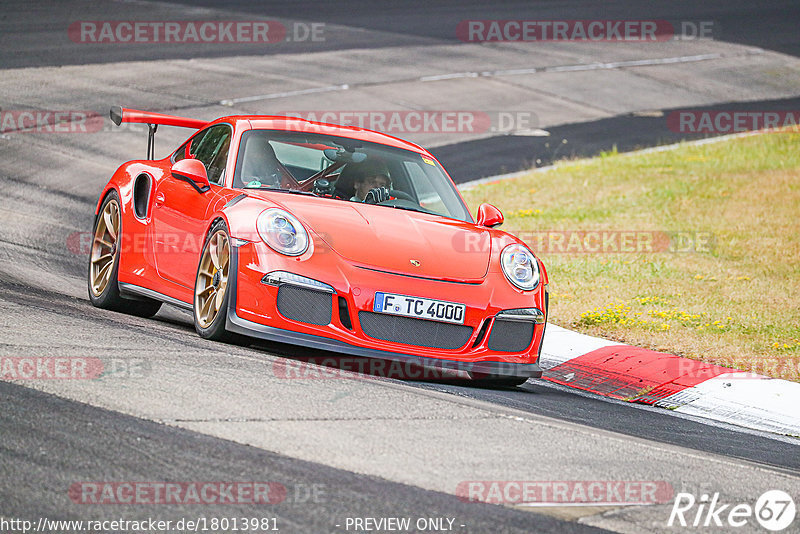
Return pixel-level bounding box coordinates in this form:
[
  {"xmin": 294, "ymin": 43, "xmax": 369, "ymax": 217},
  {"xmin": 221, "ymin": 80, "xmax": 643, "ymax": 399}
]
[{"xmin": 668, "ymin": 490, "xmax": 796, "ymax": 531}]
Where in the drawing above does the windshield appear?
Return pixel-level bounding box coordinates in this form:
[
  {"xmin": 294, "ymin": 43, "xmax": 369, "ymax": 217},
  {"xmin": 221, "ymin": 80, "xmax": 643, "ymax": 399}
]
[{"xmin": 233, "ymin": 130, "xmax": 472, "ymax": 222}]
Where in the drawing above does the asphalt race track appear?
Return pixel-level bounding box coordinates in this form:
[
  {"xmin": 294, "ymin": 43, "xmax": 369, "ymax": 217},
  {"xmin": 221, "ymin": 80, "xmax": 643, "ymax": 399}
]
[{"xmin": 1, "ymin": 2, "xmax": 799, "ymax": 533}]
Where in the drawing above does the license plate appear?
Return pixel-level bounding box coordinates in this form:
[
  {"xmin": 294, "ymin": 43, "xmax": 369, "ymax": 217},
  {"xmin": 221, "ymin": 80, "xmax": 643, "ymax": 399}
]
[{"xmin": 373, "ymin": 292, "xmax": 466, "ymax": 325}]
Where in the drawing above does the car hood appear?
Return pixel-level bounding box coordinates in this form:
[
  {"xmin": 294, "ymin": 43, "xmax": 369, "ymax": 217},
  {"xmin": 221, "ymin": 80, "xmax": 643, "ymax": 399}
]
[{"xmin": 270, "ymin": 196, "xmax": 491, "ymax": 282}]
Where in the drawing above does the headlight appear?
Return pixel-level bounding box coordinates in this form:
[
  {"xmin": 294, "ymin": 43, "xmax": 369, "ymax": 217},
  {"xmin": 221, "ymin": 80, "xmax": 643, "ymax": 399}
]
[
  {"xmin": 256, "ymin": 208, "xmax": 309, "ymax": 256},
  {"xmin": 501, "ymin": 244, "xmax": 540, "ymax": 290}
]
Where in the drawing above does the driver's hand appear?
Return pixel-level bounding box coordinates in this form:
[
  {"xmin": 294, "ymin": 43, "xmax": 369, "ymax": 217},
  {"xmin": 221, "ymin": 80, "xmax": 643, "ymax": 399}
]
[{"xmin": 364, "ymin": 187, "xmax": 391, "ymax": 204}]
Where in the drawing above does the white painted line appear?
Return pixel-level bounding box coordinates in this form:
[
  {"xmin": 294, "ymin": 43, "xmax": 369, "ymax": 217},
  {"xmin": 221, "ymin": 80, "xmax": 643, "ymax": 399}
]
[
  {"xmin": 483, "ymin": 67, "xmax": 539, "ymax": 77},
  {"xmin": 484, "ymin": 53, "xmax": 727, "ymax": 77},
  {"xmin": 512, "ymin": 128, "xmax": 551, "ymax": 137},
  {"xmin": 456, "ymin": 129, "xmax": 764, "ymax": 191},
  {"xmin": 539, "ymin": 326, "xmax": 800, "ymax": 437},
  {"xmin": 219, "ymin": 51, "xmax": 745, "ymax": 106},
  {"xmin": 480, "ymin": 53, "xmax": 731, "ymax": 79},
  {"xmin": 667, "ymin": 374, "xmax": 800, "ymax": 436},
  {"xmin": 535, "ymin": 379, "xmax": 800, "ymax": 444},
  {"xmin": 219, "ymin": 84, "xmax": 350, "ymax": 106},
  {"xmin": 547, "ymin": 53, "xmax": 723, "ymax": 72},
  {"xmin": 420, "ymin": 72, "xmax": 479, "ymax": 82}
]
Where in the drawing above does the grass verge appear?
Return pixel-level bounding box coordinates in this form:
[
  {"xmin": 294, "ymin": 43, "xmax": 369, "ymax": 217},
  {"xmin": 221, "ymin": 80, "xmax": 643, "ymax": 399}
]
[{"xmin": 460, "ymin": 132, "xmax": 800, "ymax": 381}]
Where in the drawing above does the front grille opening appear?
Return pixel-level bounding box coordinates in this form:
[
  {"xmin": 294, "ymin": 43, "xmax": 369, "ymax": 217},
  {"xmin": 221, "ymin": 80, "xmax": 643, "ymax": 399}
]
[
  {"xmin": 472, "ymin": 318, "xmax": 492, "ymax": 348},
  {"xmin": 276, "ymin": 285, "xmax": 332, "ymax": 325},
  {"xmin": 338, "ymin": 296, "xmax": 353, "ymax": 330},
  {"xmin": 487, "ymin": 319, "xmax": 535, "ymax": 352},
  {"xmin": 358, "ymin": 311, "xmax": 473, "ymax": 350}
]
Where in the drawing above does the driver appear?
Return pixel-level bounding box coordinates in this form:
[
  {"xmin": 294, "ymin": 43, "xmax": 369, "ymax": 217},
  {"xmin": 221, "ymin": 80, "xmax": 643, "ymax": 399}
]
[
  {"xmin": 349, "ymin": 161, "xmax": 392, "ymax": 203},
  {"xmin": 239, "ymin": 135, "xmax": 288, "ymax": 188}
]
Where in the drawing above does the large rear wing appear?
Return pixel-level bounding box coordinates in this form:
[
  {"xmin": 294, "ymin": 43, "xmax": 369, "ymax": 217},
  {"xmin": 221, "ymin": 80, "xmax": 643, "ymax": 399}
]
[{"xmin": 110, "ymin": 106, "xmax": 208, "ymax": 160}]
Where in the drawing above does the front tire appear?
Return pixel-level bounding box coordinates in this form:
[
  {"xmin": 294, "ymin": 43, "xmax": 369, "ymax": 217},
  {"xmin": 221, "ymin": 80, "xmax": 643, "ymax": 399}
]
[
  {"xmin": 193, "ymin": 220, "xmax": 246, "ymax": 345},
  {"xmin": 88, "ymin": 191, "xmax": 162, "ymax": 318}
]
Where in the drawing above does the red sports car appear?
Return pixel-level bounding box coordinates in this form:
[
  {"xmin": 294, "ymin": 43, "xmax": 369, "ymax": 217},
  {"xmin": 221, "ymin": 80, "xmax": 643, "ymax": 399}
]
[{"xmin": 88, "ymin": 106, "xmax": 548, "ymax": 385}]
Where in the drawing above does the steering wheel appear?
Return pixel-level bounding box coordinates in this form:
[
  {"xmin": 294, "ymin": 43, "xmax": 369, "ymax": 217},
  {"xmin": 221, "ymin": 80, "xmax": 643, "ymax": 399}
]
[
  {"xmin": 364, "ymin": 187, "xmax": 417, "ymax": 204},
  {"xmin": 387, "ymin": 189, "xmax": 415, "ymax": 202}
]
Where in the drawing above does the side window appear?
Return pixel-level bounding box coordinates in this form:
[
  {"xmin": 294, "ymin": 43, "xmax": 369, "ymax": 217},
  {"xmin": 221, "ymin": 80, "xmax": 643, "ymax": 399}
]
[
  {"xmin": 172, "ymin": 132, "xmax": 204, "ymax": 163},
  {"xmin": 207, "ymin": 135, "xmax": 231, "ymax": 184},
  {"xmin": 172, "ymin": 125, "xmax": 231, "ymax": 185},
  {"xmin": 403, "ymin": 161, "xmax": 447, "ymax": 214},
  {"xmin": 190, "ymin": 134, "xmax": 203, "ymax": 157},
  {"xmin": 193, "ymin": 125, "xmax": 231, "ymax": 185}
]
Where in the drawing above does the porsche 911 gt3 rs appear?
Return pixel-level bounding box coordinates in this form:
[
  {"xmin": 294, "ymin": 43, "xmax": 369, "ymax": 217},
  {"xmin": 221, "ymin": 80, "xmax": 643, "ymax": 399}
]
[{"xmin": 88, "ymin": 106, "xmax": 549, "ymax": 386}]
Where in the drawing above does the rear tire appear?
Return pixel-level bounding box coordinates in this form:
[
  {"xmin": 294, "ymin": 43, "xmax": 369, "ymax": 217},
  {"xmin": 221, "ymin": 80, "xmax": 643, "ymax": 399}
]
[{"xmin": 87, "ymin": 190, "xmax": 162, "ymax": 318}]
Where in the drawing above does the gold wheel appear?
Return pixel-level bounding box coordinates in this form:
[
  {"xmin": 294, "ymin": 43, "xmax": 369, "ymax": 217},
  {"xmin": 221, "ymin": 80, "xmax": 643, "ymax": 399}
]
[
  {"xmin": 90, "ymin": 199, "xmax": 120, "ymax": 297},
  {"xmin": 195, "ymin": 230, "xmax": 230, "ymax": 329}
]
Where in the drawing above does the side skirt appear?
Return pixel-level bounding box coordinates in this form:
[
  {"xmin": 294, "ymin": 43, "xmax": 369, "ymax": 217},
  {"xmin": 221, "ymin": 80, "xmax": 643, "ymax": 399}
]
[{"xmin": 118, "ymin": 282, "xmax": 193, "ymax": 311}]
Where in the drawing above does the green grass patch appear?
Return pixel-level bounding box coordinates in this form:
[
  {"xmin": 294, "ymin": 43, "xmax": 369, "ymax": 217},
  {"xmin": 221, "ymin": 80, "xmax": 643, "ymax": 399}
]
[{"xmin": 461, "ymin": 133, "xmax": 800, "ymax": 380}]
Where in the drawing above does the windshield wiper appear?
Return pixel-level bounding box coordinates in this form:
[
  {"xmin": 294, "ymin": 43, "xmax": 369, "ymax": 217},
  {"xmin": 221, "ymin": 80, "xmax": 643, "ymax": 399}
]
[
  {"xmin": 381, "ymin": 203, "xmax": 438, "ymax": 216},
  {"xmin": 246, "ymin": 187, "xmax": 318, "ymax": 197}
]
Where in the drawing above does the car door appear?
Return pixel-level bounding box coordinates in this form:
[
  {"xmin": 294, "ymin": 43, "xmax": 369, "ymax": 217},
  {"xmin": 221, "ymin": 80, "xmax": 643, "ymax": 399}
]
[{"xmin": 152, "ymin": 124, "xmax": 231, "ymax": 290}]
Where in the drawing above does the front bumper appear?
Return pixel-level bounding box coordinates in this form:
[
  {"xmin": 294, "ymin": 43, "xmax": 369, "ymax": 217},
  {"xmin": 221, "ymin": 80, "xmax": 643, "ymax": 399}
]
[{"xmin": 225, "ymin": 243, "xmax": 545, "ymax": 378}]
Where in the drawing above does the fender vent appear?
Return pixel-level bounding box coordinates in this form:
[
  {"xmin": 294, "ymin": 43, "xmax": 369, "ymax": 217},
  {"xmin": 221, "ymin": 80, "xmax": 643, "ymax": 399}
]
[{"xmin": 133, "ymin": 174, "xmax": 152, "ymax": 219}]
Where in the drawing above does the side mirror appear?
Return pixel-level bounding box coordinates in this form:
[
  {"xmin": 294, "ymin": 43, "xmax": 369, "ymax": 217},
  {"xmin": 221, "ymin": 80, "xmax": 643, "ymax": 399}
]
[
  {"xmin": 171, "ymin": 159, "xmax": 210, "ymax": 193},
  {"xmin": 476, "ymin": 203, "xmax": 504, "ymax": 228}
]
